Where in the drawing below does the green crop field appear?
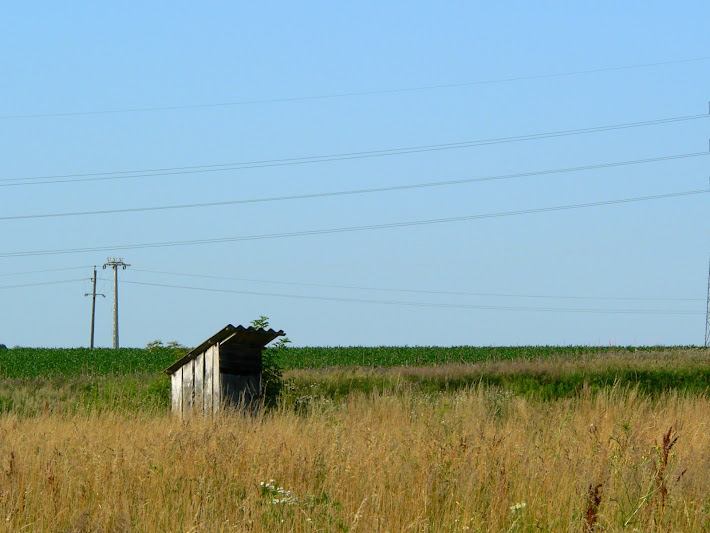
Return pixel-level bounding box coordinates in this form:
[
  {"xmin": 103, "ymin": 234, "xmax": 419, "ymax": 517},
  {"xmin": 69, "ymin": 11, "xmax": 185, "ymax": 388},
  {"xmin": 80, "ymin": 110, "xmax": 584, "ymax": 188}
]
[
  {"xmin": 0, "ymin": 347, "xmax": 176, "ymax": 378},
  {"xmin": 0, "ymin": 344, "xmax": 702, "ymax": 378},
  {"xmin": 276, "ymin": 344, "xmax": 685, "ymax": 369}
]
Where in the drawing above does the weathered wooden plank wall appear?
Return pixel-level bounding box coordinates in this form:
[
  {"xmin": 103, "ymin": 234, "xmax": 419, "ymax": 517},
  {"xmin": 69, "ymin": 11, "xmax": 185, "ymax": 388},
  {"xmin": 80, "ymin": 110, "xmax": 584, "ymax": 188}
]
[
  {"xmin": 170, "ymin": 347, "xmax": 224, "ymax": 418},
  {"xmin": 171, "ymin": 368, "xmax": 182, "ymax": 416},
  {"xmin": 182, "ymin": 359, "xmax": 194, "ymax": 418},
  {"xmin": 194, "ymin": 352, "xmax": 205, "ymax": 411},
  {"xmin": 204, "ymin": 345, "xmax": 214, "ymax": 414}
]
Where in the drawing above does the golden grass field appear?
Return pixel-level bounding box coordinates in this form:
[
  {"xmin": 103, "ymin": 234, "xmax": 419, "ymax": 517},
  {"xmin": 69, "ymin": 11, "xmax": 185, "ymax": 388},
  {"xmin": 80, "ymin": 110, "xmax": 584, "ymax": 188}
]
[{"xmin": 1, "ymin": 384, "xmax": 709, "ymax": 532}]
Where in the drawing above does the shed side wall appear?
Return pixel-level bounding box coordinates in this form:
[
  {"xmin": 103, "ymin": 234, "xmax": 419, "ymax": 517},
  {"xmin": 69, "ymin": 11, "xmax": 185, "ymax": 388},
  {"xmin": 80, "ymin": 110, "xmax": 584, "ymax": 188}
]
[
  {"xmin": 204, "ymin": 345, "xmax": 214, "ymax": 414},
  {"xmin": 171, "ymin": 368, "xmax": 183, "ymax": 416},
  {"xmin": 194, "ymin": 352, "xmax": 205, "ymax": 414},
  {"xmin": 182, "ymin": 359, "xmax": 194, "ymax": 418}
]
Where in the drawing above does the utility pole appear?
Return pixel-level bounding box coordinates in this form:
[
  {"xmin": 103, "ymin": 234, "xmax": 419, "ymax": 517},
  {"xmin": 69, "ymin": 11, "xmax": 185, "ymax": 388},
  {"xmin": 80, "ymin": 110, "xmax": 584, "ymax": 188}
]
[
  {"xmin": 84, "ymin": 266, "xmax": 105, "ymax": 349},
  {"xmin": 103, "ymin": 258, "xmax": 130, "ymax": 349},
  {"xmin": 705, "ymin": 258, "xmax": 710, "ymax": 348}
]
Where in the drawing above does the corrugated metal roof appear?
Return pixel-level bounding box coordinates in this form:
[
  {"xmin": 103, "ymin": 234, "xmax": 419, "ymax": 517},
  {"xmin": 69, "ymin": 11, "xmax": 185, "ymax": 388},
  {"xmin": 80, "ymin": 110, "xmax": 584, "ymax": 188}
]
[{"xmin": 164, "ymin": 324, "xmax": 285, "ymax": 374}]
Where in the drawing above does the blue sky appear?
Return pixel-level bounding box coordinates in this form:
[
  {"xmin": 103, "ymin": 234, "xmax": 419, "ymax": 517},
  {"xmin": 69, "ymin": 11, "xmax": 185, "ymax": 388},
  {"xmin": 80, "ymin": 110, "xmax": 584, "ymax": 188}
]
[{"xmin": 1, "ymin": 3, "xmax": 709, "ymax": 348}]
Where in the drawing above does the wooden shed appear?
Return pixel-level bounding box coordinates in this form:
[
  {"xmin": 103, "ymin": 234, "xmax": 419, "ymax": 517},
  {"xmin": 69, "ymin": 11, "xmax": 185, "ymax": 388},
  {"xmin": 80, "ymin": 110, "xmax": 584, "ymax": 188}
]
[{"xmin": 165, "ymin": 324, "xmax": 285, "ymax": 417}]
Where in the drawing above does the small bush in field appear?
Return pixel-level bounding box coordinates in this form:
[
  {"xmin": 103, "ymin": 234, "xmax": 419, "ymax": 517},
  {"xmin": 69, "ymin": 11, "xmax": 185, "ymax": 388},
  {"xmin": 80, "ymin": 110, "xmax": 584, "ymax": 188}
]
[
  {"xmin": 250, "ymin": 316, "xmax": 290, "ymax": 408},
  {"xmin": 146, "ymin": 340, "xmax": 190, "ymax": 361}
]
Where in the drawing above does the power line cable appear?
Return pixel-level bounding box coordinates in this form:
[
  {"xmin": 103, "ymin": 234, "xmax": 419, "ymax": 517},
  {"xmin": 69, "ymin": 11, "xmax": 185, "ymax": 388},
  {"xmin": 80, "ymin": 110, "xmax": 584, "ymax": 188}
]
[
  {"xmin": 121, "ymin": 280, "xmax": 702, "ymax": 316},
  {"xmin": 1, "ymin": 188, "xmax": 706, "ymax": 258},
  {"xmin": 4, "ymin": 151, "xmax": 708, "ymax": 221},
  {"xmin": 0, "ymin": 278, "xmax": 87, "ymax": 290},
  {"xmin": 0, "ymin": 265, "xmax": 92, "ymax": 277},
  {"xmin": 4, "ymin": 113, "xmax": 708, "ymax": 188},
  {"xmin": 2, "ymin": 56, "xmax": 708, "ymax": 120},
  {"xmin": 130, "ymin": 268, "xmax": 704, "ymax": 303}
]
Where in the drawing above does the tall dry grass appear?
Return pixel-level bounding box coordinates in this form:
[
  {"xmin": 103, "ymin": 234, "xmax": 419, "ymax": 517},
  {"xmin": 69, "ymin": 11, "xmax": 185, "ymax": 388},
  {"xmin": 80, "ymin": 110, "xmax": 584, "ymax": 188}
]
[{"xmin": 1, "ymin": 387, "xmax": 709, "ymax": 532}]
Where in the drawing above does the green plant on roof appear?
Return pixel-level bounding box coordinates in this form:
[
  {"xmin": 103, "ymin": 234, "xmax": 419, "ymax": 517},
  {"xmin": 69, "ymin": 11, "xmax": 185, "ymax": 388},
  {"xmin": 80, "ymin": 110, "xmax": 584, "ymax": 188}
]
[{"xmin": 250, "ymin": 315, "xmax": 270, "ymax": 330}]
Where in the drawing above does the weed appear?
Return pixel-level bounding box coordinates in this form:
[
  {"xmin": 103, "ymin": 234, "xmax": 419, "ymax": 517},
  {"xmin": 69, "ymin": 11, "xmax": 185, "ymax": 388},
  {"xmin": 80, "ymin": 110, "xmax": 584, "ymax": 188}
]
[
  {"xmin": 584, "ymin": 483, "xmax": 603, "ymax": 532},
  {"xmin": 651, "ymin": 426, "xmax": 685, "ymax": 521}
]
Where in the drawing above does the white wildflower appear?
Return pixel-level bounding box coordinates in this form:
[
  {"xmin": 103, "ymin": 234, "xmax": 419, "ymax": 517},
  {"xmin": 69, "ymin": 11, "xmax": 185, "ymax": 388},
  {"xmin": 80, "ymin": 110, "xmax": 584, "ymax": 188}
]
[{"xmin": 261, "ymin": 479, "xmax": 299, "ymax": 505}]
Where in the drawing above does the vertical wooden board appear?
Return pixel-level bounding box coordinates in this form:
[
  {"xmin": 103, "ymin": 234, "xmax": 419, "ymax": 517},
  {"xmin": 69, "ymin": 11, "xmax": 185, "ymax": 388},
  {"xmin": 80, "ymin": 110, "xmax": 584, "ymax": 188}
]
[
  {"xmin": 213, "ymin": 344, "xmax": 221, "ymax": 413},
  {"xmin": 194, "ymin": 352, "xmax": 205, "ymax": 414},
  {"xmin": 182, "ymin": 359, "xmax": 194, "ymax": 417},
  {"xmin": 171, "ymin": 369, "xmax": 183, "ymax": 416},
  {"xmin": 204, "ymin": 346, "xmax": 214, "ymax": 415}
]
